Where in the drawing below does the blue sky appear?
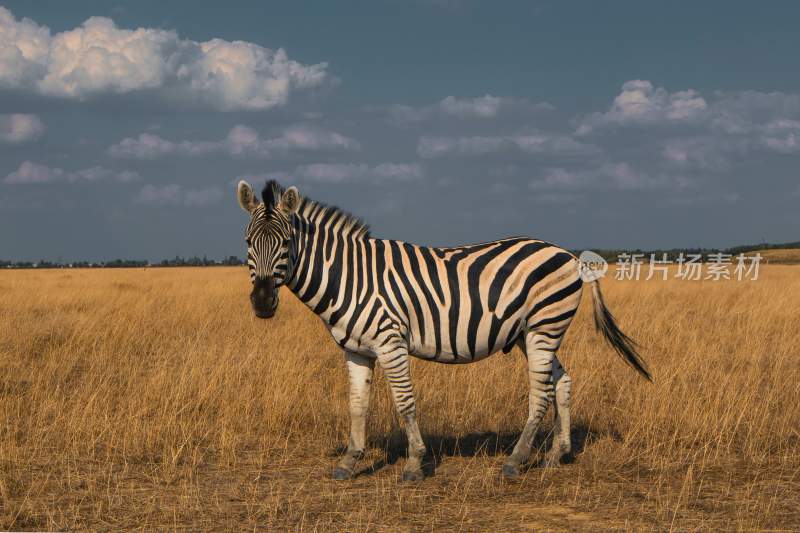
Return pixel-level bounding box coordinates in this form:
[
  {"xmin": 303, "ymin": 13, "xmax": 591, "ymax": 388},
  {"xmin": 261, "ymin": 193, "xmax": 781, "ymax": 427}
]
[{"xmin": 1, "ymin": 1, "xmax": 799, "ymax": 261}]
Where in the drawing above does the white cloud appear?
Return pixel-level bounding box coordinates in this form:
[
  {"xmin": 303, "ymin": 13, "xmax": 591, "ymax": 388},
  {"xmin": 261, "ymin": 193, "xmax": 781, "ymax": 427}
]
[
  {"xmin": 4, "ymin": 161, "xmax": 60, "ymax": 184},
  {"xmin": 109, "ymin": 124, "xmax": 359, "ymax": 159},
  {"xmin": 229, "ymin": 125, "xmax": 359, "ymax": 155},
  {"xmin": 758, "ymin": 119, "xmax": 800, "ymax": 153},
  {"xmin": 114, "ymin": 170, "xmax": 141, "ymax": 183},
  {"xmin": 372, "ymin": 163, "xmax": 424, "ymax": 180},
  {"xmin": 0, "ymin": 113, "xmax": 44, "ymax": 143},
  {"xmin": 386, "ymin": 95, "xmax": 552, "ymax": 124},
  {"xmin": 705, "ymin": 93, "xmax": 800, "ymax": 154},
  {"xmin": 577, "ymin": 80, "xmax": 707, "ymax": 135},
  {"xmin": 440, "ymin": 95, "xmax": 503, "ymax": 118},
  {"xmin": 418, "ymin": 136, "xmax": 505, "ymax": 157},
  {"xmin": 3, "ymin": 160, "xmax": 139, "ymax": 184},
  {"xmin": 0, "ymin": 7, "xmax": 328, "ymax": 111},
  {"xmin": 579, "ymin": 82, "xmax": 800, "ymax": 152},
  {"xmin": 417, "ymin": 132, "xmax": 596, "ymax": 158},
  {"xmin": 709, "ymin": 91, "xmax": 800, "ymax": 134},
  {"xmin": 577, "ymin": 81, "xmax": 800, "ymax": 168},
  {"xmin": 529, "ymin": 163, "xmax": 691, "ymax": 192},
  {"xmin": 514, "ymin": 134, "xmax": 595, "ymax": 155},
  {"xmin": 603, "ymin": 162, "xmax": 653, "ymax": 190},
  {"xmin": 108, "ymin": 132, "xmax": 177, "ymax": 159},
  {"xmin": 294, "ymin": 162, "xmax": 423, "ymax": 183},
  {"xmin": 661, "ymin": 138, "xmax": 736, "ymax": 170},
  {"xmin": 134, "ymin": 184, "xmax": 221, "ymax": 207}
]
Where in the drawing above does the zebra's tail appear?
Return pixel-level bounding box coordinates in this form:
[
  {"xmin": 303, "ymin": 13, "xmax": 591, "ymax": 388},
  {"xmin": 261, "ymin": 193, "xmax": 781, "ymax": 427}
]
[{"xmin": 588, "ymin": 279, "xmax": 652, "ymax": 382}]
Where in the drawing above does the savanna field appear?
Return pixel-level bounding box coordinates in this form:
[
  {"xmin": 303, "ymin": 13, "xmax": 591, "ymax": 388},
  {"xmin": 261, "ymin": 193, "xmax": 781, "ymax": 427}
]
[{"xmin": 1, "ymin": 265, "xmax": 798, "ymax": 532}]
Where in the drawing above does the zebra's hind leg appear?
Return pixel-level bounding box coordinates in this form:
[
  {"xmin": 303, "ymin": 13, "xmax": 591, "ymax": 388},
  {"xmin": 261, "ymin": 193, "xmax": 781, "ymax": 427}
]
[
  {"xmin": 333, "ymin": 351, "xmax": 375, "ymax": 480},
  {"xmin": 541, "ymin": 356, "xmax": 572, "ymax": 468},
  {"xmin": 377, "ymin": 347, "xmax": 426, "ymax": 482},
  {"xmin": 502, "ymin": 330, "xmax": 557, "ymax": 478}
]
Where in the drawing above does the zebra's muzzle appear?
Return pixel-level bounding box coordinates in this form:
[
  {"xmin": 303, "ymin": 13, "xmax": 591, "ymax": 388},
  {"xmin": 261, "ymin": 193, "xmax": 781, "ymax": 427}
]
[
  {"xmin": 253, "ymin": 302, "xmax": 277, "ymax": 319},
  {"xmin": 251, "ymin": 276, "xmax": 279, "ymax": 319}
]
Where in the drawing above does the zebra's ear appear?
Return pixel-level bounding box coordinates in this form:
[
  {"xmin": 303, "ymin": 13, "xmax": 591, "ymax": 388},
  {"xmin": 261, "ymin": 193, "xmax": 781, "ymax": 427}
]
[
  {"xmin": 279, "ymin": 186, "xmax": 301, "ymax": 215},
  {"xmin": 237, "ymin": 180, "xmax": 259, "ymax": 213}
]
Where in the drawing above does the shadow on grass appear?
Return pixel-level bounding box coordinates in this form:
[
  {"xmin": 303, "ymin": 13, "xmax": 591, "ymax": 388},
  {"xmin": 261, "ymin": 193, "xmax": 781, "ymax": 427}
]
[{"xmin": 331, "ymin": 423, "xmax": 617, "ymax": 478}]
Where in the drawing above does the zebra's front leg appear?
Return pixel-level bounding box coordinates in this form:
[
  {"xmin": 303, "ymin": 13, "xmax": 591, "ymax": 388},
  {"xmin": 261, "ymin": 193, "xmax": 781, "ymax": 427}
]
[
  {"xmin": 332, "ymin": 351, "xmax": 375, "ymax": 480},
  {"xmin": 502, "ymin": 331, "xmax": 555, "ymax": 478},
  {"xmin": 378, "ymin": 348, "xmax": 426, "ymax": 482}
]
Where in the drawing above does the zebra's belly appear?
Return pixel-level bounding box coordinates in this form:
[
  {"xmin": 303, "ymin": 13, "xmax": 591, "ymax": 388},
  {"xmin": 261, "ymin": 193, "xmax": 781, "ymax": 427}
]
[
  {"xmin": 407, "ymin": 322, "xmax": 522, "ymax": 364},
  {"xmin": 324, "ymin": 297, "xmax": 526, "ymax": 362},
  {"xmin": 411, "ymin": 349, "xmax": 499, "ymax": 364},
  {"xmin": 331, "ymin": 324, "xmax": 514, "ymax": 363}
]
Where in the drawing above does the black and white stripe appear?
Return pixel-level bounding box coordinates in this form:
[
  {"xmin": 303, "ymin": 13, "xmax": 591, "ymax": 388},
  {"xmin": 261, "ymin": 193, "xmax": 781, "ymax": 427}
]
[{"xmin": 236, "ymin": 180, "xmax": 651, "ymax": 480}]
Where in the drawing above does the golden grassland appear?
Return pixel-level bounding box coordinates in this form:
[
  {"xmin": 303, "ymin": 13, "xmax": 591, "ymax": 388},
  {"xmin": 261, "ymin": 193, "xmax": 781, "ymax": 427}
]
[
  {"xmin": 751, "ymin": 248, "xmax": 800, "ymax": 264},
  {"xmin": 1, "ymin": 266, "xmax": 798, "ymax": 532}
]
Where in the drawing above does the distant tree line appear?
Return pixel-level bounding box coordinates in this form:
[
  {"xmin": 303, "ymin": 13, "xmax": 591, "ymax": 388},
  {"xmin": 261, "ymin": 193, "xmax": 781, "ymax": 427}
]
[
  {"xmin": 156, "ymin": 255, "xmax": 244, "ymax": 267},
  {"xmin": 0, "ymin": 255, "xmax": 245, "ymax": 269},
  {"xmin": 2, "ymin": 241, "xmax": 798, "ymax": 270}
]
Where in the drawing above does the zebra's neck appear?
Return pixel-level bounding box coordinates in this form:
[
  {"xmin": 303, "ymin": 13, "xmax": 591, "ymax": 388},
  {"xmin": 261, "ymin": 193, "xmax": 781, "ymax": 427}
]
[{"xmin": 285, "ymin": 198, "xmax": 371, "ymax": 321}]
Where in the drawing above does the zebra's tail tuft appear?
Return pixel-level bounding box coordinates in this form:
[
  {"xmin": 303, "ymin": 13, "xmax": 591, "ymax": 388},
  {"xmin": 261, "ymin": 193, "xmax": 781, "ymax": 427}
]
[{"xmin": 589, "ymin": 279, "xmax": 652, "ymax": 382}]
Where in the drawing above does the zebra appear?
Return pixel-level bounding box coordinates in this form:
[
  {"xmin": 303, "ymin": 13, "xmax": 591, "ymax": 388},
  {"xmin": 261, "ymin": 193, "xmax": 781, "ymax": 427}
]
[{"xmin": 236, "ymin": 179, "xmax": 651, "ymax": 481}]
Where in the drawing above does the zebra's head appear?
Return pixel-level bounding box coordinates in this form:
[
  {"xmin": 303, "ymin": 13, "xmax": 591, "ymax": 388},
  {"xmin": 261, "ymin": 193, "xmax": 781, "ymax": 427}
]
[{"xmin": 237, "ymin": 179, "xmax": 301, "ymax": 319}]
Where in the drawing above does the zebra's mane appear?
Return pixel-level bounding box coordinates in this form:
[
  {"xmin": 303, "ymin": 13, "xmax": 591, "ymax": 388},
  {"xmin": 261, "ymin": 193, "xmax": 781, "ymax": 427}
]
[
  {"xmin": 302, "ymin": 198, "xmax": 372, "ymax": 239},
  {"xmin": 262, "ymin": 180, "xmax": 371, "ymax": 239}
]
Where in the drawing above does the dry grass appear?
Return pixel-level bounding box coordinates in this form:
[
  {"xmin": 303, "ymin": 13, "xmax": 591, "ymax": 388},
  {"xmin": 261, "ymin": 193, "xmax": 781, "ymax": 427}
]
[
  {"xmin": 1, "ymin": 266, "xmax": 798, "ymax": 531},
  {"xmin": 751, "ymin": 248, "xmax": 800, "ymax": 264}
]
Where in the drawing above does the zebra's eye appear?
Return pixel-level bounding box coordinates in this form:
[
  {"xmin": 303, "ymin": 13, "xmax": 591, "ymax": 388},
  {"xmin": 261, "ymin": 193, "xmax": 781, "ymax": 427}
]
[{"xmin": 245, "ymin": 238, "xmax": 252, "ymax": 246}]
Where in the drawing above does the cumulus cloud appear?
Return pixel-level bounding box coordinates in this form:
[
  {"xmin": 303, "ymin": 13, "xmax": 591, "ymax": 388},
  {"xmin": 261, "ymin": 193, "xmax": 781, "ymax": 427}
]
[
  {"xmin": 576, "ymin": 80, "xmax": 708, "ymax": 135},
  {"xmin": 417, "ymin": 132, "xmax": 596, "ymax": 158},
  {"xmin": 0, "ymin": 7, "xmax": 328, "ymax": 110},
  {"xmin": 758, "ymin": 119, "xmax": 800, "ymax": 153},
  {"xmin": 440, "ymin": 95, "xmax": 503, "ymax": 118},
  {"xmin": 0, "ymin": 113, "xmax": 44, "ymax": 143},
  {"xmin": 660, "ymin": 138, "xmax": 738, "ymax": 171},
  {"xmin": 134, "ymin": 184, "xmax": 221, "ymax": 207},
  {"xmin": 227, "ymin": 125, "xmax": 359, "ymax": 155},
  {"xmin": 386, "ymin": 95, "xmax": 552, "ymax": 123},
  {"xmin": 109, "ymin": 125, "xmax": 359, "ymax": 159},
  {"xmin": 708, "ymin": 92, "xmax": 800, "ymax": 154},
  {"xmin": 578, "ymin": 81, "xmax": 800, "ymax": 148},
  {"xmin": 3, "ymin": 161, "xmax": 139, "ymax": 185},
  {"xmin": 108, "ymin": 132, "xmax": 177, "ymax": 159},
  {"xmin": 418, "ymin": 136, "xmax": 504, "ymax": 157},
  {"xmin": 576, "ymin": 80, "xmax": 800, "ymax": 172},
  {"xmin": 293, "ymin": 162, "xmax": 424, "ymax": 183},
  {"xmin": 708, "ymin": 91, "xmax": 800, "ymax": 134},
  {"xmin": 529, "ymin": 163, "xmax": 692, "ymax": 193}
]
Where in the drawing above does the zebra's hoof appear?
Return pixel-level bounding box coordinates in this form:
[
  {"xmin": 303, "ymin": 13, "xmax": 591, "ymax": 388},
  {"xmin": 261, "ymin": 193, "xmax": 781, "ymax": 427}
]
[
  {"xmin": 539, "ymin": 456, "xmax": 561, "ymax": 469},
  {"xmin": 401, "ymin": 469, "xmax": 424, "ymax": 482},
  {"xmin": 332, "ymin": 467, "xmax": 353, "ymax": 480},
  {"xmin": 501, "ymin": 463, "xmax": 521, "ymax": 478}
]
